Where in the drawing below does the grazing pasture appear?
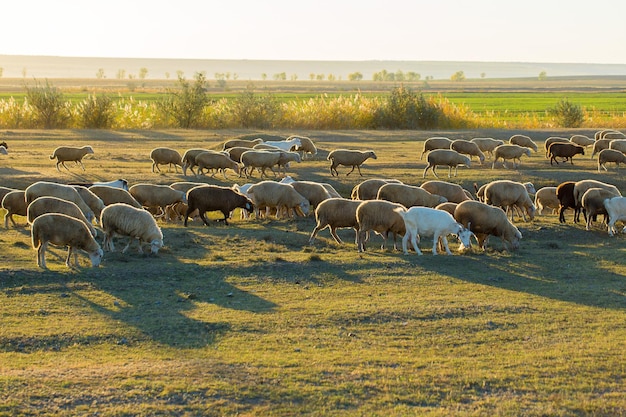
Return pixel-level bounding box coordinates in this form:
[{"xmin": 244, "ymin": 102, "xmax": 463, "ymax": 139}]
[{"xmin": 1, "ymin": 128, "xmax": 626, "ymax": 416}]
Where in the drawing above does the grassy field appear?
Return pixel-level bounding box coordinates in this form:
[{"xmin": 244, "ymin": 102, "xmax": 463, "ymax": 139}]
[{"xmin": 1, "ymin": 128, "xmax": 626, "ymax": 416}]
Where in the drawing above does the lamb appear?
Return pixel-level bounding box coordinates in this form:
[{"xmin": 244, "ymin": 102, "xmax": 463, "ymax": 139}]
[
  {"xmin": 580, "ymin": 188, "xmax": 618, "ymax": 231},
  {"xmin": 181, "ymin": 148, "xmax": 210, "ymax": 176},
  {"xmin": 533, "ymin": 186, "xmax": 559, "ymax": 215},
  {"xmin": 25, "ymin": 181, "xmax": 94, "ymax": 222},
  {"xmin": 101, "ymin": 203, "xmax": 163, "ymax": 254},
  {"xmin": 591, "ymin": 139, "xmax": 612, "ymax": 158},
  {"xmin": 608, "ymin": 139, "xmax": 626, "ymax": 154},
  {"xmin": 150, "ymin": 147, "xmax": 183, "ymax": 173},
  {"xmin": 327, "ymin": 149, "xmax": 377, "ymax": 176},
  {"xmin": 290, "ymin": 135, "xmax": 317, "ymax": 159},
  {"xmin": 350, "ymin": 178, "xmax": 402, "ymax": 200},
  {"xmin": 570, "ymin": 134, "xmax": 595, "ymax": 147},
  {"xmin": 128, "ymin": 183, "xmax": 186, "ymax": 216},
  {"xmin": 222, "ymin": 138, "xmax": 263, "ymax": 150},
  {"xmin": 509, "ymin": 134, "xmax": 538, "ymax": 152},
  {"xmin": 454, "ymin": 200, "xmax": 522, "ymax": 251},
  {"xmin": 470, "ymin": 137, "xmax": 505, "ymax": 158},
  {"xmin": 451, "ymin": 139, "xmax": 486, "ymax": 164},
  {"xmin": 377, "ymin": 183, "xmax": 447, "ymax": 208},
  {"xmin": 195, "ymin": 151, "xmax": 240, "ymax": 178},
  {"xmin": 394, "ymin": 206, "xmax": 473, "ymax": 255},
  {"xmin": 547, "ymin": 142, "xmax": 585, "ymax": 165},
  {"xmin": 184, "ymin": 185, "xmax": 254, "ymax": 226},
  {"xmin": 290, "ymin": 181, "xmax": 333, "ymax": 209},
  {"xmin": 247, "ymin": 181, "xmax": 310, "ymax": 219},
  {"xmin": 573, "ymin": 179, "xmax": 621, "ymax": 223},
  {"xmin": 598, "ymin": 149, "xmax": 626, "ymax": 171},
  {"xmin": 483, "ymin": 180, "xmax": 536, "ymax": 222},
  {"xmin": 308, "ymin": 198, "xmax": 362, "ymax": 245},
  {"xmin": 422, "ymin": 149, "xmax": 471, "ymax": 178},
  {"xmin": 435, "ymin": 202, "xmax": 458, "ymax": 215},
  {"xmin": 88, "ymin": 185, "xmax": 143, "ymax": 209},
  {"xmin": 420, "ymin": 180, "xmax": 473, "ymax": 203},
  {"xmin": 73, "ymin": 185, "xmax": 106, "ymax": 222},
  {"xmin": 263, "ymin": 137, "xmax": 302, "ymax": 152},
  {"xmin": 543, "ymin": 137, "xmax": 570, "ymax": 158},
  {"xmin": 603, "ymin": 196, "xmax": 626, "ymax": 236},
  {"xmin": 492, "ymin": 144, "xmax": 531, "ymax": 169},
  {"xmin": 420, "ymin": 137, "xmax": 453, "ymax": 159},
  {"xmin": 226, "ymin": 146, "xmax": 255, "ymax": 163},
  {"xmin": 356, "ymin": 200, "xmax": 406, "ymax": 252},
  {"xmin": 556, "ymin": 181, "xmax": 577, "ymax": 223},
  {"xmin": 240, "ymin": 150, "xmax": 282, "ymax": 178},
  {"xmin": 27, "ymin": 196, "xmax": 97, "ymax": 238},
  {"xmin": 31, "ymin": 213, "xmax": 103, "ymax": 268},
  {"xmin": 49, "ymin": 145, "xmax": 94, "ymax": 171},
  {"xmin": 2, "ymin": 190, "xmax": 27, "ymax": 228}
]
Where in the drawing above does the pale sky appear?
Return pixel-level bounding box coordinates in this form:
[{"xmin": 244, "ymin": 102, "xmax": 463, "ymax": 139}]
[{"xmin": 2, "ymin": 0, "xmax": 625, "ymax": 64}]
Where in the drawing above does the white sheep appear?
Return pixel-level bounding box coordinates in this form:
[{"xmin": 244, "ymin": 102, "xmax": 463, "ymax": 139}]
[
  {"xmin": 247, "ymin": 181, "xmax": 310, "ymax": 219},
  {"xmin": 609, "ymin": 139, "xmax": 626, "ymax": 154},
  {"xmin": 27, "ymin": 196, "xmax": 97, "ymax": 238},
  {"xmin": 309, "ymin": 198, "xmax": 362, "ymax": 245},
  {"xmin": 603, "ymin": 196, "xmax": 626, "ymax": 236},
  {"xmin": 377, "ymin": 183, "xmax": 447, "ymax": 208},
  {"xmin": 263, "ymin": 137, "xmax": 302, "ymax": 152},
  {"xmin": 595, "ymin": 129, "xmax": 623, "ymax": 140},
  {"xmin": 0, "ymin": 145, "xmax": 8, "ymax": 155},
  {"xmin": 394, "ymin": 206, "xmax": 474, "ymax": 255},
  {"xmin": 240, "ymin": 150, "xmax": 282, "ymax": 178},
  {"xmin": 181, "ymin": 148, "xmax": 210, "ymax": 176},
  {"xmin": 225, "ymin": 146, "xmax": 254, "ymax": 163},
  {"xmin": 276, "ymin": 151, "xmax": 302, "ymax": 176},
  {"xmin": 350, "ymin": 178, "xmax": 402, "ymax": 200},
  {"xmin": 598, "ymin": 149, "xmax": 626, "ymax": 171},
  {"xmin": 25, "ymin": 181, "xmax": 94, "ymax": 222},
  {"xmin": 420, "ymin": 180, "xmax": 473, "ymax": 203},
  {"xmin": 31, "ymin": 213, "xmax": 103, "ymax": 269},
  {"xmin": 150, "ymin": 147, "xmax": 183, "ymax": 173},
  {"xmin": 590, "ymin": 139, "xmax": 612, "ymax": 159},
  {"xmin": 509, "ymin": 134, "xmax": 538, "ymax": 152},
  {"xmin": 470, "ymin": 137, "xmax": 505, "ymax": 158},
  {"xmin": 88, "ymin": 185, "xmax": 143, "ymax": 209},
  {"xmin": 483, "ymin": 180, "xmax": 536, "ymax": 222},
  {"xmin": 492, "ymin": 144, "xmax": 531, "ymax": 169},
  {"xmin": 73, "ymin": 185, "xmax": 106, "ymax": 222},
  {"xmin": 569, "ymin": 134, "xmax": 595, "ymax": 147},
  {"xmin": 454, "ymin": 200, "xmax": 523, "ymax": 251},
  {"xmin": 451, "ymin": 139, "xmax": 486, "ymax": 165},
  {"xmin": 49, "ymin": 145, "xmax": 94, "ymax": 171},
  {"xmin": 604, "ymin": 131, "xmax": 626, "ymax": 140},
  {"xmin": 291, "ymin": 181, "xmax": 333, "ymax": 209},
  {"xmin": 422, "ymin": 149, "xmax": 471, "ymax": 179},
  {"xmin": 420, "ymin": 137, "xmax": 453, "ymax": 160},
  {"xmin": 2, "ymin": 190, "xmax": 27, "ymax": 228},
  {"xmin": 101, "ymin": 203, "xmax": 164, "ymax": 254},
  {"xmin": 128, "ymin": 183, "xmax": 186, "ymax": 217},
  {"xmin": 289, "ymin": 135, "xmax": 317, "ymax": 160},
  {"xmin": 356, "ymin": 200, "xmax": 406, "ymax": 252},
  {"xmin": 573, "ymin": 180, "xmax": 621, "ymax": 222},
  {"xmin": 327, "ymin": 149, "xmax": 377, "ymax": 177},
  {"xmin": 533, "ymin": 186, "xmax": 559, "ymax": 215},
  {"xmin": 222, "ymin": 138, "xmax": 264, "ymax": 150},
  {"xmin": 195, "ymin": 151, "xmax": 240, "ymax": 178}
]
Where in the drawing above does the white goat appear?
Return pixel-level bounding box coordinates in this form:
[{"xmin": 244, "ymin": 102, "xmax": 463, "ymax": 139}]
[
  {"xmin": 263, "ymin": 137, "xmax": 302, "ymax": 152},
  {"xmin": 603, "ymin": 196, "xmax": 626, "ymax": 236}
]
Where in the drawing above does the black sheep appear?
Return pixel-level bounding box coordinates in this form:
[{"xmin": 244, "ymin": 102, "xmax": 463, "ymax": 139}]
[{"xmin": 184, "ymin": 185, "xmax": 254, "ymax": 226}]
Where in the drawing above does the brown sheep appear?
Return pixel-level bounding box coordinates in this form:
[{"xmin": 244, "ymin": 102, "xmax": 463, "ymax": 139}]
[
  {"xmin": 454, "ymin": 200, "xmax": 522, "ymax": 251},
  {"xmin": 509, "ymin": 134, "xmax": 538, "ymax": 152},
  {"xmin": 181, "ymin": 148, "xmax": 210, "ymax": 176},
  {"xmin": 556, "ymin": 181, "xmax": 576, "ymax": 223},
  {"xmin": 309, "ymin": 198, "xmax": 362, "ymax": 245},
  {"xmin": 150, "ymin": 147, "xmax": 183, "ymax": 173},
  {"xmin": 580, "ymin": 188, "xmax": 618, "ymax": 231},
  {"xmin": 350, "ymin": 178, "xmax": 402, "ymax": 200},
  {"xmin": 377, "ymin": 183, "xmax": 447, "ymax": 208},
  {"xmin": 356, "ymin": 200, "xmax": 406, "ymax": 252},
  {"xmin": 420, "ymin": 137, "xmax": 453, "ymax": 160},
  {"xmin": 451, "ymin": 139, "xmax": 486, "ymax": 165},
  {"xmin": 547, "ymin": 142, "xmax": 585, "ymax": 165},
  {"xmin": 420, "ymin": 180, "xmax": 473, "ymax": 204},
  {"xmin": 50, "ymin": 146, "xmax": 94, "ymax": 171},
  {"xmin": 327, "ymin": 149, "xmax": 377, "ymax": 176},
  {"xmin": 423, "ymin": 149, "xmax": 471, "ymax": 179}
]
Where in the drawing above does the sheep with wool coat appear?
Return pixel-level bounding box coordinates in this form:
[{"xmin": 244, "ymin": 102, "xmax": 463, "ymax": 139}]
[
  {"xmin": 423, "ymin": 149, "xmax": 471, "ymax": 179},
  {"xmin": 351, "ymin": 178, "xmax": 402, "ymax": 200},
  {"xmin": 327, "ymin": 149, "xmax": 377, "ymax": 177},
  {"xmin": 603, "ymin": 196, "xmax": 626, "ymax": 236},
  {"xmin": 0, "ymin": 145, "xmax": 7, "ymax": 155},
  {"xmin": 483, "ymin": 180, "xmax": 536, "ymax": 222},
  {"xmin": 573, "ymin": 179, "xmax": 621, "ymax": 223},
  {"xmin": 420, "ymin": 180, "xmax": 473, "ymax": 203},
  {"xmin": 435, "ymin": 202, "xmax": 458, "ymax": 216},
  {"xmin": 0, "ymin": 186, "xmax": 17, "ymax": 203},
  {"xmin": 309, "ymin": 198, "xmax": 362, "ymax": 245},
  {"xmin": 492, "ymin": 144, "xmax": 531, "ymax": 169},
  {"xmin": 50, "ymin": 145, "xmax": 94, "ymax": 171},
  {"xmin": 184, "ymin": 185, "xmax": 254, "ymax": 226},
  {"xmin": 31, "ymin": 213, "xmax": 103, "ymax": 269},
  {"xmin": 609, "ymin": 139, "xmax": 626, "ymax": 154},
  {"xmin": 88, "ymin": 185, "xmax": 143, "ymax": 209},
  {"xmin": 195, "ymin": 151, "xmax": 240, "ymax": 178},
  {"xmin": 377, "ymin": 183, "xmax": 447, "ymax": 208},
  {"xmin": 598, "ymin": 148, "xmax": 626, "ymax": 171},
  {"xmin": 27, "ymin": 196, "xmax": 97, "ymax": 238},
  {"xmin": 420, "ymin": 137, "xmax": 453, "ymax": 160},
  {"xmin": 543, "ymin": 137, "xmax": 570, "ymax": 158},
  {"xmin": 247, "ymin": 181, "xmax": 310, "ymax": 219},
  {"xmin": 547, "ymin": 142, "xmax": 585, "ymax": 165},
  {"xmin": 355, "ymin": 200, "xmax": 406, "ymax": 252},
  {"xmin": 290, "ymin": 135, "xmax": 317, "ymax": 160},
  {"xmin": 534, "ymin": 187, "xmax": 559, "ymax": 215},
  {"xmin": 226, "ymin": 146, "xmax": 255, "ymax": 163},
  {"xmin": 291, "ymin": 181, "xmax": 333, "ymax": 209},
  {"xmin": 604, "ymin": 131, "xmax": 626, "ymax": 140},
  {"xmin": 394, "ymin": 206, "xmax": 474, "ymax": 255},
  {"xmin": 150, "ymin": 147, "xmax": 183, "ymax": 173},
  {"xmin": 2, "ymin": 190, "xmax": 27, "ymax": 228},
  {"xmin": 73, "ymin": 185, "xmax": 106, "ymax": 222},
  {"xmin": 454, "ymin": 200, "xmax": 522, "ymax": 251},
  {"xmin": 509, "ymin": 134, "xmax": 538, "ymax": 152},
  {"xmin": 276, "ymin": 151, "xmax": 302, "ymax": 176},
  {"xmin": 222, "ymin": 138, "xmax": 263, "ymax": 150},
  {"xmin": 128, "ymin": 183, "xmax": 186, "ymax": 217},
  {"xmin": 25, "ymin": 181, "xmax": 94, "ymax": 222},
  {"xmin": 451, "ymin": 139, "xmax": 486, "ymax": 165},
  {"xmin": 101, "ymin": 203, "xmax": 163, "ymax": 254},
  {"xmin": 570, "ymin": 135, "xmax": 595, "ymax": 147},
  {"xmin": 595, "ymin": 129, "xmax": 624, "ymax": 140},
  {"xmin": 591, "ymin": 139, "xmax": 612, "ymax": 158},
  {"xmin": 470, "ymin": 137, "xmax": 505, "ymax": 158},
  {"xmin": 240, "ymin": 150, "xmax": 283, "ymax": 178},
  {"xmin": 580, "ymin": 188, "xmax": 619, "ymax": 230},
  {"xmin": 181, "ymin": 148, "xmax": 210, "ymax": 176}
]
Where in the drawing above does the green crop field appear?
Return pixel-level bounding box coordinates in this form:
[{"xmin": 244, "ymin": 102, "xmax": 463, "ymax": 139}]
[{"xmin": 1, "ymin": 128, "xmax": 625, "ymax": 416}]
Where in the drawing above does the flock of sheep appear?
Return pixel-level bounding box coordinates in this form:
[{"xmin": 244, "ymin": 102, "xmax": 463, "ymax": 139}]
[{"xmin": 1, "ymin": 129, "xmax": 626, "ymax": 269}]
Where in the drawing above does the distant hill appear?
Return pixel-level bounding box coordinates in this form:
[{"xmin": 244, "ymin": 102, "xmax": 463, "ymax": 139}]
[{"xmin": 2, "ymin": 55, "xmax": 626, "ymax": 80}]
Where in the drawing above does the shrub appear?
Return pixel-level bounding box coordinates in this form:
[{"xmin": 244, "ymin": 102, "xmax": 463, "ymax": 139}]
[
  {"xmin": 25, "ymin": 79, "xmax": 71, "ymax": 128},
  {"xmin": 157, "ymin": 72, "xmax": 210, "ymax": 128},
  {"xmin": 548, "ymin": 98, "xmax": 585, "ymax": 128},
  {"xmin": 230, "ymin": 85, "xmax": 281, "ymax": 128},
  {"xmin": 77, "ymin": 94, "xmax": 115, "ymax": 128},
  {"xmin": 374, "ymin": 86, "xmax": 442, "ymax": 129}
]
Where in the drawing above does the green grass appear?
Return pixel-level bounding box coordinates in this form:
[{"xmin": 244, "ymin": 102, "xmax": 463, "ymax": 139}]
[{"xmin": 1, "ymin": 128, "xmax": 626, "ymax": 415}]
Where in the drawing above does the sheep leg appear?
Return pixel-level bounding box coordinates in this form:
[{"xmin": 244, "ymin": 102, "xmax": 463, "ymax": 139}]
[
  {"xmin": 422, "ymin": 165, "xmax": 431, "ymax": 178},
  {"xmin": 66, "ymin": 246, "xmax": 77, "ymax": 268},
  {"xmin": 37, "ymin": 242, "xmax": 48, "ymax": 268},
  {"xmin": 199, "ymin": 212, "xmax": 212, "ymax": 227},
  {"xmin": 356, "ymin": 165, "xmax": 364, "ymax": 176},
  {"xmin": 432, "ymin": 165, "xmax": 440, "ymax": 179},
  {"xmin": 346, "ymin": 165, "xmax": 357, "ymax": 176},
  {"xmin": 357, "ymin": 230, "xmax": 368, "ymax": 252},
  {"xmin": 61, "ymin": 161, "xmax": 71, "ymax": 171}
]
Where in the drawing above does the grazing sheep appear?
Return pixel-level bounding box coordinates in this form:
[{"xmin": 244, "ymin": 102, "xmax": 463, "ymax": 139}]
[
  {"xmin": 70, "ymin": 179, "xmax": 129, "ymax": 190},
  {"xmin": 483, "ymin": 180, "xmax": 536, "ymax": 222},
  {"xmin": 377, "ymin": 183, "xmax": 447, "ymax": 208},
  {"xmin": 435, "ymin": 202, "xmax": 458, "ymax": 215},
  {"xmin": 128, "ymin": 183, "xmax": 186, "ymax": 217},
  {"xmin": 595, "ymin": 129, "xmax": 622, "ymax": 140},
  {"xmin": 591, "ymin": 139, "xmax": 612, "ymax": 158},
  {"xmin": 556, "ymin": 181, "xmax": 577, "ymax": 223},
  {"xmin": 451, "ymin": 139, "xmax": 486, "ymax": 164},
  {"xmin": 420, "ymin": 180, "xmax": 473, "ymax": 203},
  {"xmin": 50, "ymin": 145, "xmax": 94, "ymax": 171},
  {"xmin": 420, "ymin": 137, "xmax": 453, "ymax": 160},
  {"xmin": 222, "ymin": 138, "xmax": 263, "ymax": 150},
  {"xmin": 184, "ymin": 185, "xmax": 254, "ymax": 226},
  {"xmin": 543, "ymin": 137, "xmax": 570, "ymax": 158},
  {"xmin": 454, "ymin": 200, "xmax": 522, "ymax": 251},
  {"xmin": 2, "ymin": 190, "xmax": 27, "ymax": 228},
  {"xmin": 356, "ymin": 200, "xmax": 406, "ymax": 252},
  {"xmin": 395, "ymin": 206, "xmax": 474, "ymax": 255},
  {"xmin": 31, "ymin": 213, "xmax": 103, "ymax": 269},
  {"xmin": 25, "ymin": 181, "xmax": 94, "ymax": 222},
  {"xmin": 276, "ymin": 151, "xmax": 302, "ymax": 176},
  {"xmin": 225, "ymin": 146, "xmax": 255, "ymax": 163},
  {"xmin": 247, "ymin": 181, "xmax": 310, "ymax": 219},
  {"xmin": 169, "ymin": 181, "xmax": 207, "ymax": 194},
  {"xmin": 534, "ymin": 187, "xmax": 559, "ymax": 215},
  {"xmin": 291, "ymin": 181, "xmax": 333, "ymax": 209},
  {"xmin": 309, "ymin": 198, "xmax": 362, "ymax": 245},
  {"xmin": 581, "ymin": 188, "xmax": 618, "ymax": 231},
  {"xmin": 547, "ymin": 142, "xmax": 585, "ymax": 165},
  {"xmin": 609, "ymin": 139, "xmax": 626, "ymax": 154},
  {"xmin": 320, "ymin": 183, "xmax": 342, "ymax": 198},
  {"xmin": 604, "ymin": 131, "xmax": 626, "ymax": 140},
  {"xmin": 570, "ymin": 134, "xmax": 595, "ymax": 147},
  {"xmin": 73, "ymin": 185, "xmax": 106, "ymax": 222},
  {"xmin": 470, "ymin": 137, "xmax": 505, "ymax": 158},
  {"xmin": 573, "ymin": 179, "xmax": 621, "ymax": 223},
  {"xmin": 350, "ymin": 178, "xmax": 402, "ymax": 200},
  {"xmin": 240, "ymin": 150, "xmax": 282, "ymax": 178},
  {"xmin": 27, "ymin": 196, "xmax": 97, "ymax": 237},
  {"xmin": 290, "ymin": 135, "xmax": 317, "ymax": 159},
  {"xmin": 327, "ymin": 149, "xmax": 377, "ymax": 176},
  {"xmin": 195, "ymin": 151, "xmax": 240, "ymax": 178},
  {"xmin": 509, "ymin": 134, "xmax": 538, "ymax": 152},
  {"xmin": 150, "ymin": 147, "xmax": 183, "ymax": 173},
  {"xmin": 423, "ymin": 149, "xmax": 471, "ymax": 179},
  {"xmin": 101, "ymin": 203, "xmax": 163, "ymax": 254},
  {"xmin": 88, "ymin": 185, "xmax": 143, "ymax": 209},
  {"xmin": 492, "ymin": 144, "xmax": 531, "ymax": 169},
  {"xmin": 0, "ymin": 186, "xmax": 18, "ymax": 204},
  {"xmin": 181, "ymin": 148, "xmax": 210, "ymax": 176},
  {"xmin": 603, "ymin": 196, "xmax": 626, "ymax": 236},
  {"xmin": 598, "ymin": 148, "xmax": 626, "ymax": 171}
]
